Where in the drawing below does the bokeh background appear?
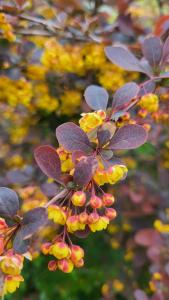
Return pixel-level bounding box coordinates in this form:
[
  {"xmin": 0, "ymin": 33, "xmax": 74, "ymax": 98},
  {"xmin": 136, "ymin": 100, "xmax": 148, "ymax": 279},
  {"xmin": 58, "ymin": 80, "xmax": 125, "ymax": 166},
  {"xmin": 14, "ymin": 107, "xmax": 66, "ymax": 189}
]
[{"xmin": 0, "ymin": 0, "xmax": 169, "ymax": 299}]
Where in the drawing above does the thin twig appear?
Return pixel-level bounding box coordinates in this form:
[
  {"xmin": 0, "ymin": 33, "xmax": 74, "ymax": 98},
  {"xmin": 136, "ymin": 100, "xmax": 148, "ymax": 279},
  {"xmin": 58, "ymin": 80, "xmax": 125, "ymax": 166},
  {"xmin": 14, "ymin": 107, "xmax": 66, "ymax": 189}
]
[{"xmin": 44, "ymin": 189, "xmax": 68, "ymax": 208}]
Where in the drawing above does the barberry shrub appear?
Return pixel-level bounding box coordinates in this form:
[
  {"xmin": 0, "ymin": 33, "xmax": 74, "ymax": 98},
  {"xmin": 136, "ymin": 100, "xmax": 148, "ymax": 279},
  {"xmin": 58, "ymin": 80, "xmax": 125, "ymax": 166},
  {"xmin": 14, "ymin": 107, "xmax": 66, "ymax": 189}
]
[{"xmin": 0, "ymin": 1, "xmax": 169, "ymax": 298}]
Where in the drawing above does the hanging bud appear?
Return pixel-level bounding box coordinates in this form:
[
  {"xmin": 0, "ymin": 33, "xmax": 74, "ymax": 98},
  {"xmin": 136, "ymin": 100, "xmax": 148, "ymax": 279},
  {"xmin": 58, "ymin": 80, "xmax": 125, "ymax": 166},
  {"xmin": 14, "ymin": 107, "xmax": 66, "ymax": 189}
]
[
  {"xmin": 102, "ymin": 193, "xmax": 115, "ymax": 206},
  {"xmin": 105, "ymin": 208, "xmax": 117, "ymax": 220},
  {"xmin": 88, "ymin": 212, "xmax": 100, "ymax": 224},
  {"xmin": 71, "ymin": 191, "xmax": 86, "ymax": 207},
  {"xmin": 90, "ymin": 195, "xmax": 102, "ymax": 209},
  {"xmin": 41, "ymin": 242, "xmax": 51, "ymax": 255},
  {"xmin": 48, "ymin": 260, "xmax": 58, "ymax": 272},
  {"xmin": 79, "ymin": 211, "xmax": 88, "ymax": 224},
  {"xmin": 70, "ymin": 245, "xmax": 84, "ymax": 264},
  {"xmin": 58, "ymin": 259, "xmax": 74, "ymax": 273}
]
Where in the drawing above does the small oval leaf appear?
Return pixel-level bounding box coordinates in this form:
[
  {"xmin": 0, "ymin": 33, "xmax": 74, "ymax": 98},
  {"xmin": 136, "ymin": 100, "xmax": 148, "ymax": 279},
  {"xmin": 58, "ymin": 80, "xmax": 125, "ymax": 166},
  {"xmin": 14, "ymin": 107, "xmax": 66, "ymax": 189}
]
[
  {"xmin": 34, "ymin": 145, "xmax": 61, "ymax": 181},
  {"xmin": 84, "ymin": 85, "xmax": 109, "ymax": 110},
  {"xmin": 98, "ymin": 122, "xmax": 116, "ymax": 147},
  {"xmin": 13, "ymin": 231, "xmax": 30, "ymax": 254},
  {"xmin": 162, "ymin": 36, "xmax": 169, "ymax": 64},
  {"xmin": 74, "ymin": 157, "xmax": 98, "ymax": 187},
  {"xmin": 105, "ymin": 46, "xmax": 147, "ymax": 73},
  {"xmin": 0, "ymin": 187, "xmax": 19, "ymax": 218},
  {"xmin": 108, "ymin": 124, "xmax": 148, "ymax": 150},
  {"xmin": 21, "ymin": 207, "xmax": 48, "ymax": 240},
  {"xmin": 142, "ymin": 36, "xmax": 163, "ymax": 68},
  {"xmin": 56, "ymin": 122, "xmax": 93, "ymax": 154},
  {"xmin": 112, "ymin": 82, "xmax": 139, "ymax": 111}
]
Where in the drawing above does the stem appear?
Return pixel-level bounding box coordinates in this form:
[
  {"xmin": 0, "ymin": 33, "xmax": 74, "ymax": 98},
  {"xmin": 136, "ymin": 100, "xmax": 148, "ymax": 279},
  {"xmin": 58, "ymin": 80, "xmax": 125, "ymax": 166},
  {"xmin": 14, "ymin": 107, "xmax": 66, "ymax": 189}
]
[{"xmin": 44, "ymin": 189, "xmax": 68, "ymax": 208}]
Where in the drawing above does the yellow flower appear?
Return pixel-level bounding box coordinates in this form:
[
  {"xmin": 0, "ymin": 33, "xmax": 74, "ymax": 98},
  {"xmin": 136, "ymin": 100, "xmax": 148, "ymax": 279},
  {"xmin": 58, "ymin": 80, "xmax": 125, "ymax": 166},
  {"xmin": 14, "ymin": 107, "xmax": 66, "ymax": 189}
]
[
  {"xmin": 0, "ymin": 254, "xmax": 24, "ymax": 276},
  {"xmin": 66, "ymin": 216, "xmax": 85, "ymax": 233},
  {"xmin": 47, "ymin": 205, "xmax": 67, "ymax": 225},
  {"xmin": 93, "ymin": 169, "xmax": 107, "ymax": 186},
  {"xmin": 57, "ymin": 147, "xmax": 74, "ymax": 172},
  {"xmin": 0, "ymin": 13, "xmax": 16, "ymax": 42},
  {"xmin": 139, "ymin": 93, "xmax": 159, "ymax": 113},
  {"xmin": 89, "ymin": 216, "xmax": 109, "ymax": 232},
  {"xmin": 154, "ymin": 219, "xmax": 169, "ymax": 233},
  {"xmin": 82, "ymin": 44, "xmax": 106, "ymax": 70},
  {"xmin": 26, "ymin": 64, "xmax": 47, "ymax": 81},
  {"xmin": 60, "ymin": 90, "xmax": 81, "ymax": 116},
  {"xmin": 34, "ymin": 83, "xmax": 59, "ymax": 113},
  {"xmin": 79, "ymin": 111, "xmax": 106, "ymax": 132},
  {"xmin": 4, "ymin": 275, "xmax": 24, "ymax": 294},
  {"xmin": 49, "ymin": 242, "xmax": 70, "ymax": 259},
  {"xmin": 112, "ymin": 279, "xmax": 124, "ymax": 292},
  {"xmin": 106, "ymin": 165, "xmax": 128, "ymax": 184}
]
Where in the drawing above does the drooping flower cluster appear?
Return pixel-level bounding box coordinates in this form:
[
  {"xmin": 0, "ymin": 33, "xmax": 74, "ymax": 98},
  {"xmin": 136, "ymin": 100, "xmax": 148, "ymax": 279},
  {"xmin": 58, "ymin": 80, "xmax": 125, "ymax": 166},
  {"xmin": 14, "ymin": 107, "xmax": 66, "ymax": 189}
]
[
  {"xmin": 42, "ymin": 241, "xmax": 84, "ymax": 273},
  {"xmin": 33, "ymin": 82, "xmax": 148, "ymax": 274}
]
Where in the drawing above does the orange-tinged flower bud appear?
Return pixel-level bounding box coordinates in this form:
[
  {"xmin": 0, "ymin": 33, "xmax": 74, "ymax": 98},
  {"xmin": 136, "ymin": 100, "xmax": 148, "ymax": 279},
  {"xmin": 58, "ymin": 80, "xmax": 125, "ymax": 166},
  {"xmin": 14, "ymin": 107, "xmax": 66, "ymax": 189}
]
[
  {"xmin": 90, "ymin": 195, "xmax": 102, "ymax": 209},
  {"xmin": 88, "ymin": 212, "xmax": 100, "ymax": 224},
  {"xmin": 105, "ymin": 208, "xmax": 117, "ymax": 220},
  {"xmin": 70, "ymin": 245, "xmax": 84, "ymax": 263},
  {"xmin": 138, "ymin": 109, "xmax": 148, "ymax": 118},
  {"xmin": 79, "ymin": 212, "xmax": 88, "ymax": 224},
  {"xmin": 143, "ymin": 123, "xmax": 151, "ymax": 132},
  {"xmin": 49, "ymin": 242, "xmax": 70, "ymax": 259},
  {"xmin": 48, "ymin": 260, "xmax": 57, "ymax": 271},
  {"xmin": 58, "ymin": 259, "xmax": 74, "ymax": 273},
  {"xmin": 41, "ymin": 242, "xmax": 51, "ymax": 255},
  {"xmin": 102, "ymin": 193, "xmax": 115, "ymax": 206},
  {"xmin": 71, "ymin": 191, "xmax": 86, "ymax": 207},
  {"xmin": 74, "ymin": 258, "xmax": 84, "ymax": 268}
]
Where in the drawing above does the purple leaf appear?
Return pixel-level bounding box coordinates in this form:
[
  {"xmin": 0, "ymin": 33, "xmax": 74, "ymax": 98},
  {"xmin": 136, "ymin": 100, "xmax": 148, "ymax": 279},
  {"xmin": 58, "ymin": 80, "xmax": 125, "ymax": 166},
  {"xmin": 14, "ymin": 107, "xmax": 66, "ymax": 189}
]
[
  {"xmin": 34, "ymin": 145, "xmax": 61, "ymax": 181},
  {"xmin": 7, "ymin": 166, "xmax": 33, "ymax": 185},
  {"xmin": 105, "ymin": 46, "xmax": 147, "ymax": 73},
  {"xmin": 20, "ymin": 207, "xmax": 48, "ymax": 240},
  {"xmin": 134, "ymin": 289, "xmax": 149, "ymax": 300},
  {"xmin": 112, "ymin": 82, "xmax": 139, "ymax": 111},
  {"xmin": 101, "ymin": 157, "xmax": 123, "ymax": 169},
  {"xmin": 74, "ymin": 157, "xmax": 98, "ymax": 187},
  {"xmin": 142, "ymin": 36, "xmax": 163, "ymax": 68},
  {"xmin": 100, "ymin": 149, "xmax": 114, "ymax": 160},
  {"xmin": 84, "ymin": 85, "xmax": 109, "ymax": 110},
  {"xmin": 162, "ymin": 36, "xmax": 169, "ymax": 63},
  {"xmin": 40, "ymin": 182, "xmax": 61, "ymax": 197},
  {"xmin": 98, "ymin": 130, "xmax": 111, "ymax": 147},
  {"xmin": 139, "ymin": 80, "xmax": 156, "ymax": 97},
  {"xmin": 56, "ymin": 122, "xmax": 93, "ymax": 154},
  {"xmin": 98, "ymin": 122, "xmax": 116, "ymax": 147},
  {"xmin": 108, "ymin": 124, "xmax": 148, "ymax": 150},
  {"xmin": 0, "ymin": 187, "xmax": 19, "ymax": 218},
  {"xmin": 13, "ymin": 231, "xmax": 30, "ymax": 254}
]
